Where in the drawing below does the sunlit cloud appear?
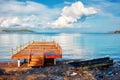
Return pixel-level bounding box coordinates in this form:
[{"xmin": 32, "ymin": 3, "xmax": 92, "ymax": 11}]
[
  {"xmin": 0, "ymin": 0, "xmax": 119, "ymax": 32},
  {"xmin": 0, "ymin": 0, "xmax": 61, "ymax": 28},
  {"xmin": 0, "ymin": 1, "xmax": 97, "ymax": 28},
  {"xmin": 51, "ymin": 1, "xmax": 97, "ymax": 28}
]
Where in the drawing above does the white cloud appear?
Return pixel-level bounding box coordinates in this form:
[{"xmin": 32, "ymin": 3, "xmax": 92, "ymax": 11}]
[
  {"xmin": 51, "ymin": 1, "xmax": 97, "ymax": 28},
  {"xmin": 0, "ymin": 0, "xmax": 56, "ymax": 15},
  {"xmin": 0, "ymin": 0, "xmax": 60, "ymax": 28},
  {"xmin": 0, "ymin": 17, "xmax": 20, "ymax": 27},
  {"xmin": 0, "ymin": 1, "xmax": 97, "ymax": 28}
]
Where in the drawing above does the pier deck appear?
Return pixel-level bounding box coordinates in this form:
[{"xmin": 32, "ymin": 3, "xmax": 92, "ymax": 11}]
[{"xmin": 11, "ymin": 41, "xmax": 62, "ymax": 67}]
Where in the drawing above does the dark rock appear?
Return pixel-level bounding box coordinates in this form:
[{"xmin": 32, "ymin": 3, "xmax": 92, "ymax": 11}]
[{"xmin": 0, "ymin": 68, "xmax": 5, "ymax": 75}]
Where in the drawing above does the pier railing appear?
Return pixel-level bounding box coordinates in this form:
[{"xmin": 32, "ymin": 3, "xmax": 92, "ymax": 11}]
[
  {"xmin": 10, "ymin": 40, "xmax": 62, "ymax": 57},
  {"xmin": 10, "ymin": 41, "xmax": 34, "ymax": 56},
  {"xmin": 54, "ymin": 41, "xmax": 62, "ymax": 55}
]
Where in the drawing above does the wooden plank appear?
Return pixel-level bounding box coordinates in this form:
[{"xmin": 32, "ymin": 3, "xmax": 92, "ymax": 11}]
[
  {"xmin": 45, "ymin": 55, "xmax": 62, "ymax": 58},
  {"xmin": 25, "ymin": 46, "xmax": 57, "ymax": 49},
  {"xmin": 11, "ymin": 41, "xmax": 62, "ymax": 60}
]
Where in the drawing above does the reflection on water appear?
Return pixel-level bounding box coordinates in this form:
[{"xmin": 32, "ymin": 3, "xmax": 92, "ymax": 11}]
[
  {"xmin": 0, "ymin": 33, "xmax": 120, "ymax": 61},
  {"xmin": 53, "ymin": 33, "xmax": 86, "ymax": 59}
]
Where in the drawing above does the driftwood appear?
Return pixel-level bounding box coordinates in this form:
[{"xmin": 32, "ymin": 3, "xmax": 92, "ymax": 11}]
[{"xmin": 69, "ymin": 57, "xmax": 113, "ymax": 69}]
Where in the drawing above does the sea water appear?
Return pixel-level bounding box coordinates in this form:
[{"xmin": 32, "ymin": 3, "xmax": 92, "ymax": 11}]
[{"xmin": 0, "ymin": 33, "xmax": 120, "ymax": 61}]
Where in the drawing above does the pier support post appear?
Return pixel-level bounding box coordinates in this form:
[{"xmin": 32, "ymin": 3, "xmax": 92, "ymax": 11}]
[
  {"xmin": 54, "ymin": 59, "xmax": 56, "ymax": 65},
  {"xmin": 17, "ymin": 59, "xmax": 21, "ymax": 67},
  {"xmin": 11, "ymin": 48, "xmax": 14, "ymax": 56},
  {"xmin": 16, "ymin": 46, "xmax": 18, "ymax": 53}
]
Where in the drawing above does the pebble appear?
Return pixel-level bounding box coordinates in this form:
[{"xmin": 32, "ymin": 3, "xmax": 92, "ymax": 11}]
[{"xmin": 0, "ymin": 62, "xmax": 120, "ymax": 80}]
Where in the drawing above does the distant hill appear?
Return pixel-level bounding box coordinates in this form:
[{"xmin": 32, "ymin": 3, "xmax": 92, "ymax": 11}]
[
  {"xmin": 110, "ymin": 30, "xmax": 120, "ymax": 34},
  {"xmin": 0, "ymin": 29, "xmax": 34, "ymax": 33}
]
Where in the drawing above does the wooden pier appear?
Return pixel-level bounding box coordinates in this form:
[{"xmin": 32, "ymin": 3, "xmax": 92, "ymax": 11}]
[{"xmin": 11, "ymin": 41, "xmax": 62, "ymax": 67}]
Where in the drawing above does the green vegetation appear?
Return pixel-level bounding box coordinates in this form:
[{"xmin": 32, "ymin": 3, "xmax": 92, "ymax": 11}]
[
  {"xmin": 109, "ymin": 30, "xmax": 120, "ymax": 34},
  {"xmin": 113, "ymin": 30, "xmax": 120, "ymax": 33}
]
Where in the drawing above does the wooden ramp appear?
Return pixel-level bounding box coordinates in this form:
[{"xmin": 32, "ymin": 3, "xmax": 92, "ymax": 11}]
[{"xmin": 11, "ymin": 41, "xmax": 62, "ymax": 67}]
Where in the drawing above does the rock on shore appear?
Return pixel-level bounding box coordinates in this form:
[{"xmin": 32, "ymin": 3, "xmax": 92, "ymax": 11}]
[{"xmin": 0, "ymin": 61, "xmax": 120, "ymax": 80}]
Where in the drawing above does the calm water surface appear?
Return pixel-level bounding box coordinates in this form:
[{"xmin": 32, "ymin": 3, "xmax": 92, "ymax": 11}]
[{"xmin": 0, "ymin": 33, "xmax": 120, "ymax": 61}]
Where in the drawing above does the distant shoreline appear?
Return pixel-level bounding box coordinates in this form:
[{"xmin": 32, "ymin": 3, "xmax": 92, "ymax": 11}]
[
  {"xmin": 110, "ymin": 30, "xmax": 120, "ymax": 34},
  {"xmin": 0, "ymin": 29, "xmax": 120, "ymax": 34},
  {"xmin": 0, "ymin": 29, "xmax": 34, "ymax": 33}
]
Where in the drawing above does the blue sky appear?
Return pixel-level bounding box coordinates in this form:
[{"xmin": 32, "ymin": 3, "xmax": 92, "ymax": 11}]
[{"xmin": 0, "ymin": 0, "xmax": 120, "ymax": 32}]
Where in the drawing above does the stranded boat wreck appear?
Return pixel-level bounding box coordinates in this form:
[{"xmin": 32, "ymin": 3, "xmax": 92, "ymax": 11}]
[{"xmin": 11, "ymin": 41, "xmax": 62, "ymax": 67}]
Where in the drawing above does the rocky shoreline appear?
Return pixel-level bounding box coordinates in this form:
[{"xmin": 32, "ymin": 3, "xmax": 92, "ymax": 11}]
[{"xmin": 0, "ymin": 61, "xmax": 120, "ymax": 80}]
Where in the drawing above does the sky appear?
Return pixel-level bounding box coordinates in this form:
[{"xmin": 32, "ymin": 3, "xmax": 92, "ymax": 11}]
[{"xmin": 0, "ymin": 0, "xmax": 120, "ymax": 32}]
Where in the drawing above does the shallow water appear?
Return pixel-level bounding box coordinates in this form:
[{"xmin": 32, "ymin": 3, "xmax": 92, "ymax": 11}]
[{"xmin": 0, "ymin": 33, "xmax": 120, "ymax": 61}]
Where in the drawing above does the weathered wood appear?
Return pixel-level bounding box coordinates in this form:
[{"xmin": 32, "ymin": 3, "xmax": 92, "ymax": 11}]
[
  {"xmin": 69, "ymin": 57, "xmax": 113, "ymax": 69},
  {"xmin": 16, "ymin": 46, "xmax": 18, "ymax": 53},
  {"xmin": 54, "ymin": 59, "xmax": 56, "ymax": 65},
  {"xmin": 11, "ymin": 41, "xmax": 62, "ymax": 67},
  {"xmin": 17, "ymin": 60, "xmax": 20, "ymax": 67},
  {"xmin": 10, "ymin": 48, "xmax": 14, "ymax": 56},
  {"xmin": 28, "ymin": 49, "xmax": 31, "ymax": 64}
]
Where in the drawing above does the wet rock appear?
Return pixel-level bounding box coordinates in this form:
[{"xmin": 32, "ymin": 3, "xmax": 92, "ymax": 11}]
[
  {"xmin": 0, "ymin": 61, "xmax": 120, "ymax": 80},
  {"xmin": 36, "ymin": 77, "xmax": 45, "ymax": 80},
  {"xmin": 0, "ymin": 68, "xmax": 5, "ymax": 75},
  {"xmin": 70, "ymin": 72, "xmax": 77, "ymax": 76},
  {"xmin": 107, "ymin": 71, "xmax": 113, "ymax": 75}
]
